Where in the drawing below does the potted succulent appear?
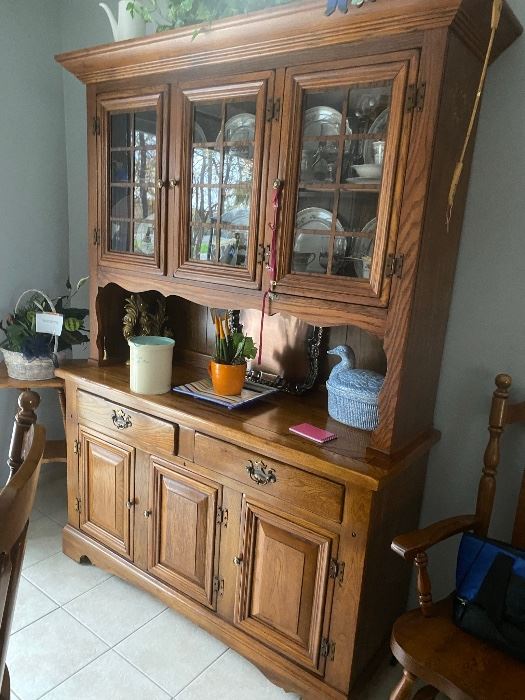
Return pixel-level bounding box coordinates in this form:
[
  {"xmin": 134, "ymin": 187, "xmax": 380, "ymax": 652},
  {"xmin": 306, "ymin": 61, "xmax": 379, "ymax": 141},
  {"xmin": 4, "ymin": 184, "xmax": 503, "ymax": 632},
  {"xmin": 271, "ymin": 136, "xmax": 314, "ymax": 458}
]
[
  {"xmin": 0, "ymin": 278, "xmax": 89, "ymax": 380},
  {"xmin": 209, "ymin": 310, "xmax": 257, "ymax": 396}
]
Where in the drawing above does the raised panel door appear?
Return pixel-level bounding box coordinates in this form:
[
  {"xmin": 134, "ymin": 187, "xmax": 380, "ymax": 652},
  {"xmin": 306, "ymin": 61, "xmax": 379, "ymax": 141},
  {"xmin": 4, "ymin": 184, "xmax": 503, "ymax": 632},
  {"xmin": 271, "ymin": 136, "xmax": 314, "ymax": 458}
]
[
  {"xmin": 235, "ymin": 498, "xmax": 337, "ymax": 674},
  {"xmin": 97, "ymin": 87, "xmax": 168, "ymax": 274},
  {"xmin": 172, "ymin": 72, "xmax": 274, "ymax": 289},
  {"xmin": 79, "ymin": 428, "xmax": 135, "ymax": 559},
  {"xmin": 148, "ymin": 457, "xmax": 220, "ymax": 608},
  {"xmin": 275, "ymin": 52, "xmax": 419, "ymax": 307}
]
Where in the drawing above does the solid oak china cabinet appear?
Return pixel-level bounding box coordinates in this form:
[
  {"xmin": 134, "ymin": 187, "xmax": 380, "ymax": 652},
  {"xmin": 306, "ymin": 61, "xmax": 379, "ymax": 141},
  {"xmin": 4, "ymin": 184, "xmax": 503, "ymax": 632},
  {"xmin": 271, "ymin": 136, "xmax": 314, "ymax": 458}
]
[{"xmin": 55, "ymin": 2, "xmax": 520, "ymax": 698}]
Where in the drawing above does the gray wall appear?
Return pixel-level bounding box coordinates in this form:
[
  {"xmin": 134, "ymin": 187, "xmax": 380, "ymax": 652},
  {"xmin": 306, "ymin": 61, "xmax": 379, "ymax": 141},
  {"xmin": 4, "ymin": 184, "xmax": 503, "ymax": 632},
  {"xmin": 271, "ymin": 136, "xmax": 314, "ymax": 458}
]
[
  {"xmin": 0, "ymin": 0, "xmax": 70, "ymax": 482},
  {"xmin": 419, "ymin": 0, "xmax": 525, "ymax": 598}
]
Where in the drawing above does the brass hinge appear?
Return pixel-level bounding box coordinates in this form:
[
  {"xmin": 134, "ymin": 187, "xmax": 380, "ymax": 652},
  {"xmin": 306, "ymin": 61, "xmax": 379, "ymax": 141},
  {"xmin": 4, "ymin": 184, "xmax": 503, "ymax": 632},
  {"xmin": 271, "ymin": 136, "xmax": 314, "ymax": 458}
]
[
  {"xmin": 320, "ymin": 638, "xmax": 336, "ymax": 661},
  {"xmin": 385, "ymin": 253, "xmax": 405, "ymax": 279},
  {"xmin": 92, "ymin": 116, "xmax": 100, "ymax": 136},
  {"xmin": 257, "ymin": 244, "xmax": 271, "ymax": 265},
  {"xmin": 216, "ymin": 506, "xmax": 228, "ymax": 528},
  {"xmin": 329, "ymin": 558, "xmax": 345, "ymax": 585},
  {"xmin": 74, "ymin": 496, "xmax": 82, "ymax": 513},
  {"xmin": 266, "ymin": 97, "xmax": 281, "ymax": 122},
  {"xmin": 213, "ymin": 576, "xmax": 224, "ymax": 596},
  {"xmin": 73, "ymin": 439, "xmax": 81, "ymax": 455},
  {"xmin": 93, "ymin": 228, "xmax": 100, "ymax": 246},
  {"xmin": 405, "ymin": 83, "xmax": 426, "ymax": 113}
]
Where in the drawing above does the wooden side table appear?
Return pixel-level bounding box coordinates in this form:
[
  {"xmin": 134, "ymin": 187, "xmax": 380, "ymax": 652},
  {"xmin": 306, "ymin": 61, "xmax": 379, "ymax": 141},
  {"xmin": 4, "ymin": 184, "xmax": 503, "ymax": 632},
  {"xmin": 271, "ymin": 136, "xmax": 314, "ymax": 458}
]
[{"xmin": 0, "ymin": 362, "xmax": 67, "ymax": 467}]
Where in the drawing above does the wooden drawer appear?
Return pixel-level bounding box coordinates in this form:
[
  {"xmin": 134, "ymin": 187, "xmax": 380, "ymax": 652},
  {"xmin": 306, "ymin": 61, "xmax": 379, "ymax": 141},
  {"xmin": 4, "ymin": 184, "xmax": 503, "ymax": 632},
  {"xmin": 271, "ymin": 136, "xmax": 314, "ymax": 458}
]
[
  {"xmin": 194, "ymin": 434, "xmax": 344, "ymax": 522},
  {"xmin": 77, "ymin": 390, "xmax": 177, "ymax": 455}
]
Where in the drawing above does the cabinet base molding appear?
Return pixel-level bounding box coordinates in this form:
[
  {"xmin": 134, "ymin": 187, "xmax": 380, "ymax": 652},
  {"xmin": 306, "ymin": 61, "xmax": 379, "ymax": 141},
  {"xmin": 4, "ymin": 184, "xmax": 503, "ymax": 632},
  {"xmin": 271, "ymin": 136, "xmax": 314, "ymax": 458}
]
[{"xmin": 62, "ymin": 525, "xmax": 348, "ymax": 700}]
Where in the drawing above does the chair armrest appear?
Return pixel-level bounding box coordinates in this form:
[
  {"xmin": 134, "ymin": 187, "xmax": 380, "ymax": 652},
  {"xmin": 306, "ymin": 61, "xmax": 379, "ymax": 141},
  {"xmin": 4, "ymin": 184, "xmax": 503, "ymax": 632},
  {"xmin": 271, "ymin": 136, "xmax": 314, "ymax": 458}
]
[{"xmin": 391, "ymin": 514, "xmax": 480, "ymax": 560}]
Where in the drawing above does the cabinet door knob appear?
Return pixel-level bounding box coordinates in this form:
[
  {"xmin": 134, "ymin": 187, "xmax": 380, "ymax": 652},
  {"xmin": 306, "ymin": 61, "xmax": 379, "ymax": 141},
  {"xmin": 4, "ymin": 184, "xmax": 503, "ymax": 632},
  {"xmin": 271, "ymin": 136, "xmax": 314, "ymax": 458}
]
[
  {"xmin": 143, "ymin": 509, "xmax": 152, "ymax": 518},
  {"xmin": 233, "ymin": 555, "xmax": 243, "ymax": 566},
  {"xmin": 157, "ymin": 179, "xmax": 167, "ymax": 190},
  {"xmin": 168, "ymin": 178, "xmax": 179, "ymax": 188},
  {"xmin": 126, "ymin": 499, "xmax": 135, "ymax": 509}
]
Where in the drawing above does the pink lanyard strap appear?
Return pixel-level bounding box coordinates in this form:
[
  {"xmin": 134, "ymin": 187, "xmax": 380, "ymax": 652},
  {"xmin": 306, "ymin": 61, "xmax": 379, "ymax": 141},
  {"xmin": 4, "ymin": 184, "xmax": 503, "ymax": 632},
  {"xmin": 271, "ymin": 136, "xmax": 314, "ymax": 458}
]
[{"xmin": 258, "ymin": 179, "xmax": 283, "ymax": 365}]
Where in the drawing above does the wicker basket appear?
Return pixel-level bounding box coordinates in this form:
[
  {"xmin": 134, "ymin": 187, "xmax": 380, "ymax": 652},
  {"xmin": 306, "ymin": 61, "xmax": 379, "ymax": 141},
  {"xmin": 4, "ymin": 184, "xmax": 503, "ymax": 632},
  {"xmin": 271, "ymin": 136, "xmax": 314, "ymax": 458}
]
[
  {"xmin": 2, "ymin": 347, "xmax": 71, "ymax": 381},
  {"xmin": 1, "ymin": 289, "xmax": 68, "ymax": 381}
]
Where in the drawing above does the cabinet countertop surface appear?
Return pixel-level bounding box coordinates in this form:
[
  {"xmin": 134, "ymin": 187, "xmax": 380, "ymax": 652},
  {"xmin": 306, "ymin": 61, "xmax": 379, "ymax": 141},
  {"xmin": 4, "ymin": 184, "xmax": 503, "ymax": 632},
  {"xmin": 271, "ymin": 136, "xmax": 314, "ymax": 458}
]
[{"xmin": 57, "ymin": 361, "xmax": 438, "ymax": 491}]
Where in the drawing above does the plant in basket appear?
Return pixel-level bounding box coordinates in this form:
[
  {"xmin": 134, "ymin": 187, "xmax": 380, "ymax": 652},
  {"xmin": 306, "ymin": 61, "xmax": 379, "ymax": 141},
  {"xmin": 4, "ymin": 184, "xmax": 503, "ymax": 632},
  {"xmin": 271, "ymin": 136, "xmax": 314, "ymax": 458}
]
[
  {"xmin": 0, "ymin": 278, "xmax": 89, "ymax": 380},
  {"xmin": 209, "ymin": 309, "xmax": 257, "ymax": 396}
]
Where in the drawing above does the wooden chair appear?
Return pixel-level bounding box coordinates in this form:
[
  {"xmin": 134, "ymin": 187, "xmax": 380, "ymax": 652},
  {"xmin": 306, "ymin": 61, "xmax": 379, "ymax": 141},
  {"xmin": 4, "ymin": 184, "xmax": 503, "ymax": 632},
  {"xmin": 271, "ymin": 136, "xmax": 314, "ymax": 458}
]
[
  {"xmin": 0, "ymin": 390, "xmax": 46, "ymax": 700},
  {"xmin": 390, "ymin": 374, "xmax": 525, "ymax": 700}
]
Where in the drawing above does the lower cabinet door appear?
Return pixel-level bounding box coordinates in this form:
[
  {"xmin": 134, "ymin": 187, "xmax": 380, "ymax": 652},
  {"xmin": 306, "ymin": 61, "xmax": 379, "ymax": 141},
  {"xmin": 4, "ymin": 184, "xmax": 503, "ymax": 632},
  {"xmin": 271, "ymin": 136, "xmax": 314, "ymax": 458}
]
[
  {"xmin": 79, "ymin": 427, "xmax": 135, "ymax": 559},
  {"xmin": 235, "ymin": 497, "xmax": 338, "ymax": 674},
  {"xmin": 148, "ymin": 457, "xmax": 221, "ymax": 609}
]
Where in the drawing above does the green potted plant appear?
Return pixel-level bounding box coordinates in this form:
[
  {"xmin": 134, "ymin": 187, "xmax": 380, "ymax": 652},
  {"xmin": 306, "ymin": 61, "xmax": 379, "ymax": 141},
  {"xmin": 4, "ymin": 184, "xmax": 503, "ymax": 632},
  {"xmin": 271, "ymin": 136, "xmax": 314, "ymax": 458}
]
[
  {"xmin": 0, "ymin": 278, "xmax": 89, "ymax": 380},
  {"xmin": 209, "ymin": 310, "xmax": 256, "ymax": 395},
  {"xmin": 126, "ymin": 0, "xmax": 294, "ymax": 34}
]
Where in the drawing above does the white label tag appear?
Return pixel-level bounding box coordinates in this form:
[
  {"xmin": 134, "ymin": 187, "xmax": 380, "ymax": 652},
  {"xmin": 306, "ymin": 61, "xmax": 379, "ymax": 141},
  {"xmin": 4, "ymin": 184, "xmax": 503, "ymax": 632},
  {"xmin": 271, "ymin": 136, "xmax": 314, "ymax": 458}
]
[{"xmin": 36, "ymin": 312, "xmax": 64, "ymax": 336}]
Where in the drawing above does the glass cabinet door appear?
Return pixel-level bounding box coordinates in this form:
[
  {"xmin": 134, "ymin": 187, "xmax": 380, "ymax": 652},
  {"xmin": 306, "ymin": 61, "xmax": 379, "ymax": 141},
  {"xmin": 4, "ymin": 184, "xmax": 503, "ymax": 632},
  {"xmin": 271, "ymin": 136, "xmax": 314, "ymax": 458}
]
[
  {"xmin": 277, "ymin": 57, "xmax": 418, "ymax": 306},
  {"xmin": 97, "ymin": 89, "xmax": 168, "ymax": 274},
  {"xmin": 173, "ymin": 74, "xmax": 273, "ymax": 289}
]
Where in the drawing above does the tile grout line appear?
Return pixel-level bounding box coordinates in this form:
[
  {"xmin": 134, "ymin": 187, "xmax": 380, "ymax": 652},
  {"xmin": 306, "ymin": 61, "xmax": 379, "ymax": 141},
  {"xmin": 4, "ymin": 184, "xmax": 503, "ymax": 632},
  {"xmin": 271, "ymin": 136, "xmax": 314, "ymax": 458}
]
[
  {"xmin": 22, "ymin": 561, "xmax": 112, "ymax": 606},
  {"xmin": 172, "ymin": 647, "xmax": 230, "ymax": 697}
]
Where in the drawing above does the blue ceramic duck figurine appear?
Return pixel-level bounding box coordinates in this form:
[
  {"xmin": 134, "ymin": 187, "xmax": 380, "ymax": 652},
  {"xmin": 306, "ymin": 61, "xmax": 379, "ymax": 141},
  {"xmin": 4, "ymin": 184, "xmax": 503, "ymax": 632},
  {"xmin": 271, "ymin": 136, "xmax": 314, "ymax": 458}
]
[{"xmin": 326, "ymin": 345, "xmax": 384, "ymax": 430}]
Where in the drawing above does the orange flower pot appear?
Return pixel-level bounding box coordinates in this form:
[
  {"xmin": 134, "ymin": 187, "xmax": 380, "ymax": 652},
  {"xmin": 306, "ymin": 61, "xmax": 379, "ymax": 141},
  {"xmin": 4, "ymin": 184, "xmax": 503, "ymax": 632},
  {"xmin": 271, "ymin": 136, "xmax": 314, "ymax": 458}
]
[{"xmin": 208, "ymin": 361, "xmax": 246, "ymax": 396}]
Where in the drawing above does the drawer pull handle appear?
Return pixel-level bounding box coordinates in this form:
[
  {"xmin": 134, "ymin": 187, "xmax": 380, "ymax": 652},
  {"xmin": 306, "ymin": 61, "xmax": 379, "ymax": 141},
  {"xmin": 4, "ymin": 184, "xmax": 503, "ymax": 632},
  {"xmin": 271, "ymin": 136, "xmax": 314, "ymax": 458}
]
[
  {"xmin": 112, "ymin": 409, "xmax": 132, "ymax": 430},
  {"xmin": 233, "ymin": 555, "xmax": 243, "ymax": 566},
  {"xmin": 245, "ymin": 460, "xmax": 276, "ymax": 486},
  {"xmin": 143, "ymin": 510, "xmax": 152, "ymax": 518}
]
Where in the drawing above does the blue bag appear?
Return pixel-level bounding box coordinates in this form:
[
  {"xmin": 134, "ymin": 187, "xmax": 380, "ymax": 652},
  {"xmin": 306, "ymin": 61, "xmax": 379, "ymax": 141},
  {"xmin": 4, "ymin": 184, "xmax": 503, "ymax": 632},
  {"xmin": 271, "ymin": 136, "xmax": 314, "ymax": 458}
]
[{"xmin": 454, "ymin": 532, "xmax": 525, "ymax": 661}]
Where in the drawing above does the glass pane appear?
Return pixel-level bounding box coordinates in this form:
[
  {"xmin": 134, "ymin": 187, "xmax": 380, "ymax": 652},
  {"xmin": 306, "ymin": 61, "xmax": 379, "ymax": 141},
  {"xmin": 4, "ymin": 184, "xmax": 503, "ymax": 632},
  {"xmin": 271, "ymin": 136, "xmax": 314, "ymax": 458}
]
[
  {"xmin": 192, "ymin": 148, "xmax": 220, "ymax": 186},
  {"xmin": 133, "ymin": 221, "xmax": 155, "ymax": 256},
  {"xmin": 111, "ymin": 152, "xmax": 131, "ymax": 183},
  {"xmin": 111, "ymin": 113, "xmax": 130, "ymax": 148},
  {"xmin": 295, "ymin": 190, "xmax": 335, "ymax": 230},
  {"xmin": 300, "ymin": 146, "xmax": 339, "ymax": 184},
  {"xmin": 222, "ymin": 188, "xmax": 250, "ymax": 221},
  {"xmin": 219, "ymin": 229, "xmax": 248, "ymax": 267},
  {"xmin": 292, "ymin": 233, "xmax": 329, "ymax": 274},
  {"xmin": 347, "ymin": 84, "xmax": 392, "ymax": 138},
  {"xmin": 223, "ymin": 146, "xmax": 253, "ymax": 184},
  {"xmin": 190, "ymin": 226, "xmax": 216, "ymax": 261},
  {"xmin": 111, "ymin": 221, "xmax": 130, "ymax": 252},
  {"xmin": 192, "ymin": 187, "xmax": 219, "ymax": 223},
  {"xmin": 337, "ymin": 191, "xmax": 378, "ymax": 232},
  {"xmin": 225, "ymin": 101, "xmax": 256, "ymax": 142},
  {"xmin": 134, "ymin": 110, "xmax": 156, "ymax": 147},
  {"xmin": 111, "ymin": 187, "xmax": 131, "ymax": 219},
  {"xmin": 343, "ymin": 141, "xmax": 384, "ymax": 182},
  {"xmin": 334, "ymin": 235, "xmax": 375, "ymax": 279},
  {"xmin": 134, "ymin": 149, "xmax": 156, "ymax": 184},
  {"xmin": 134, "ymin": 187, "xmax": 156, "ymax": 221},
  {"xmin": 194, "ymin": 103, "xmax": 222, "ymax": 143}
]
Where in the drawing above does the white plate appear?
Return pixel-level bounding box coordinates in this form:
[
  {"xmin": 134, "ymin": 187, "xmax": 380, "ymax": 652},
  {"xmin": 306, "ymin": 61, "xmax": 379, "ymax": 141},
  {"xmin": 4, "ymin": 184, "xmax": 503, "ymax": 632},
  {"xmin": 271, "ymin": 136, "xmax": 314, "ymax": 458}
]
[
  {"xmin": 223, "ymin": 113, "xmax": 256, "ymax": 142},
  {"xmin": 294, "ymin": 207, "xmax": 344, "ymax": 273},
  {"xmin": 302, "ymin": 106, "xmax": 351, "ymax": 154},
  {"xmin": 363, "ymin": 108, "xmax": 389, "ymax": 164},
  {"xmin": 193, "ymin": 121, "xmax": 207, "ymax": 143}
]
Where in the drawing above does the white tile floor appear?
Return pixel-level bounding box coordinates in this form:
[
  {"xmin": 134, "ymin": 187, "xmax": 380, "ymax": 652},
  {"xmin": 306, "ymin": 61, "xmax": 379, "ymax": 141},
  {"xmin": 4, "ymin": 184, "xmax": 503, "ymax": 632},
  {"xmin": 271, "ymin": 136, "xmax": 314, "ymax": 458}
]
[{"xmin": 7, "ymin": 463, "xmax": 412, "ymax": 700}]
